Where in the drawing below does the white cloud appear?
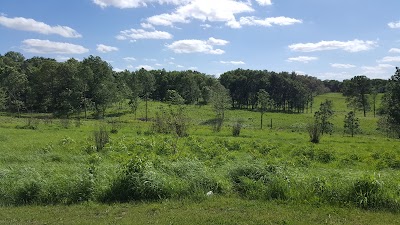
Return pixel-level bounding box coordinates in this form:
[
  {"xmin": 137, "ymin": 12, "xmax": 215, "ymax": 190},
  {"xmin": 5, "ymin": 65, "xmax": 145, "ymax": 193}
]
[
  {"xmin": 361, "ymin": 64, "xmax": 394, "ymax": 77},
  {"xmin": 21, "ymin": 39, "xmax": 89, "ymax": 54},
  {"xmin": 55, "ymin": 56, "xmax": 72, "ymax": 62},
  {"xmin": 147, "ymin": 13, "xmax": 189, "ymax": 26},
  {"xmin": 255, "ymin": 0, "xmax": 272, "ymax": 6},
  {"xmin": 388, "ymin": 21, "xmax": 400, "ymax": 29},
  {"xmin": 378, "ymin": 56, "xmax": 400, "ymax": 63},
  {"xmin": 289, "ymin": 39, "xmax": 377, "ymax": 52},
  {"xmin": 97, "ymin": 44, "xmax": 119, "ymax": 53},
  {"xmin": 176, "ymin": 65, "xmax": 184, "ymax": 68},
  {"xmin": 201, "ymin": 24, "xmax": 211, "ymax": 29},
  {"xmin": 239, "ymin": 16, "xmax": 302, "ymax": 27},
  {"xmin": 116, "ymin": 28, "xmax": 173, "ymax": 40},
  {"xmin": 320, "ymin": 72, "xmax": 350, "ymax": 81},
  {"xmin": 188, "ymin": 66, "xmax": 198, "ymax": 70},
  {"xmin": 92, "ymin": 0, "xmax": 190, "ymax": 8},
  {"xmin": 287, "ymin": 56, "xmax": 318, "ymax": 63},
  {"xmin": 207, "ymin": 37, "xmax": 229, "ymax": 46},
  {"xmin": 155, "ymin": 63, "xmax": 163, "ymax": 66},
  {"xmin": 220, "ymin": 60, "xmax": 245, "ymax": 65},
  {"xmin": 136, "ymin": 65, "xmax": 154, "ymax": 70},
  {"xmin": 389, "ymin": 48, "xmax": 400, "ymax": 53},
  {"xmin": 146, "ymin": 0, "xmax": 254, "ymax": 28},
  {"xmin": 141, "ymin": 22, "xmax": 155, "ymax": 29},
  {"xmin": 123, "ymin": 57, "xmax": 136, "ymax": 61},
  {"xmin": 0, "ymin": 15, "xmax": 81, "ymax": 38},
  {"xmin": 167, "ymin": 37, "xmax": 228, "ymax": 54},
  {"xmin": 144, "ymin": 58, "xmax": 157, "ymax": 62},
  {"xmin": 330, "ymin": 63, "xmax": 356, "ymax": 69},
  {"xmin": 113, "ymin": 68, "xmax": 125, "ymax": 72}
]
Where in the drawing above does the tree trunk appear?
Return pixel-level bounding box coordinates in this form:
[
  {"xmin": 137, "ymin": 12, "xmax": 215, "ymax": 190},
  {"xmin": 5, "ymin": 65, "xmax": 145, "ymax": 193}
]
[{"xmin": 260, "ymin": 113, "xmax": 263, "ymax": 129}]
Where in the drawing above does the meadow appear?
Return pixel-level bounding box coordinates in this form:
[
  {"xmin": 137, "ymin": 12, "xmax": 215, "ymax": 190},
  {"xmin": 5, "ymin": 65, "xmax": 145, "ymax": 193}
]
[{"xmin": 0, "ymin": 93, "xmax": 399, "ymax": 224}]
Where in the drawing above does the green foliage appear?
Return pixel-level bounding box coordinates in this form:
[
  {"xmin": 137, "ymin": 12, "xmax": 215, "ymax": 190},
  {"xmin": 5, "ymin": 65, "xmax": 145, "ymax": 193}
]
[
  {"xmin": 166, "ymin": 90, "xmax": 185, "ymax": 105},
  {"xmin": 344, "ymin": 111, "xmax": 361, "ymax": 137},
  {"xmin": 210, "ymin": 83, "xmax": 231, "ymax": 132},
  {"xmin": 315, "ymin": 99, "xmax": 334, "ymax": 135},
  {"xmin": 380, "ymin": 67, "xmax": 400, "ymax": 138},
  {"xmin": 152, "ymin": 105, "xmax": 189, "ymax": 137},
  {"xmin": 232, "ymin": 119, "xmax": 244, "ymax": 137},
  {"xmin": 93, "ymin": 126, "xmax": 109, "ymax": 151},
  {"xmin": 343, "ymin": 76, "xmax": 371, "ymax": 117}
]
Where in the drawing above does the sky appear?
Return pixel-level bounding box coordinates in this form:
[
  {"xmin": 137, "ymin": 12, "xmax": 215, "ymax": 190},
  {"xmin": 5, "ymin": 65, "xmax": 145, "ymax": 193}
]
[{"xmin": 1, "ymin": 0, "xmax": 400, "ymax": 81}]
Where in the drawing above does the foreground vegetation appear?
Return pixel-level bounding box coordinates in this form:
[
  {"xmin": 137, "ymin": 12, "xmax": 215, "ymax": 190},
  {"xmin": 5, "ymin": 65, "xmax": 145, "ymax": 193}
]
[{"xmin": 0, "ymin": 92, "xmax": 399, "ymax": 223}]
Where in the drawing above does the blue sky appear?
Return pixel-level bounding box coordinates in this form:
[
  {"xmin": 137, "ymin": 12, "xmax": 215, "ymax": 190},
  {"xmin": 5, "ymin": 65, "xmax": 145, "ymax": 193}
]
[{"xmin": 1, "ymin": 0, "xmax": 400, "ymax": 80}]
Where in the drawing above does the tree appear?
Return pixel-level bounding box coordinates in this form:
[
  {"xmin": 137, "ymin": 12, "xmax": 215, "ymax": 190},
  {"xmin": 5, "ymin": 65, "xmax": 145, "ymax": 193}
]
[
  {"xmin": 380, "ymin": 67, "xmax": 400, "ymax": 137},
  {"xmin": 257, "ymin": 89, "xmax": 273, "ymax": 129},
  {"xmin": 344, "ymin": 111, "xmax": 361, "ymax": 137},
  {"xmin": 137, "ymin": 68, "xmax": 155, "ymax": 121},
  {"xmin": 315, "ymin": 99, "xmax": 334, "ymax": 135},
  {"xmin": 166, "ymin": 90, "xmax": 184, "ymax": 105},
  {"xmin": 370, "ymin": 88, "xmax": 378, "ymax": 118},
  {"xmin": 0, "ymin": 87, "xmax": 6, "ymax": 111},
  {"xmin": 210, "ymin": 83, "xmax": 231, "ymax": 132},
  {"xmin": 308, "ymin": 100, "xmax": 334, "ymax": 143},
  {"xmin": 343, "ymin": 76, "xmax": 371, "ymax": 117},
  {"xmin": 1, "ymin": 67, "xmax": 28, "ymax": 116},
  {"xmin": 82, "ymin": 56, "xmax": 116, "ymax": 118}
]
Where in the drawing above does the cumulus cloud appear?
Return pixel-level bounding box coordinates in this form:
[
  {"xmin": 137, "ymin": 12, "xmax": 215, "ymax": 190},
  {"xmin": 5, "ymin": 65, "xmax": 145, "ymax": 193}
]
[
  {"xmin": 0, "ymin": 15, "xmax": 81, "ymax": 38},
  {"xmin": 289, "ymin": 39, "xmax": 377, "ymax": 52},
  {"xmin": 21, "ymin": 39, "xmax": 89, "ymax": 54},
  {"xmin": 116, "ymin": 28, "xmax": 173, "ymax": 40},
  {"xmin": 141, "ymin": 23, "xmax": 155, "ymax": 29},
  {"xmin": 123, "ymin": 57, "xmax": 137, "ymax": 61},
  {"xmin": 255, "ymin": 0, "xmax": 272, "ymax": 6},
  {"xmin": 378, "ymin": 56, "xmax": 400, "ymax": 63},
  {"xmin": 167, "ymin": 37, "xmax": 228, "ymax": 54},
  {"xmin": 330, "ymin": 63, "xmax": 356, "ymax": 69},
  {"xmin": 92, "ymin": 0, "xmax": 190, "ymax": 8},
  {"xmin": 239, "ymin": 16, "xmax": 302, "ymax": 27},
  {"xmin": 220, "ymin": 60, "xmax": 245, "ymax": 65},
  {"xmin": 146, "ymin": 0, "xmax": 254, "ymax": 28},
  {"xmin": 97, "ymin": 44, "xmax": 119, "ymax": 53},
  {"xmin": 93, "ymin": 0, "xmax": 301, "ymax": 29},
  {"xmin": 361, "ymin": 64, "xmax": 394, "ymax": 77},
  {"xmin": 287, "ymin": 56, "xmax": 318, "ymax": 63},
  {"xmin": 389, "ymin": 48, "xmax": 400, "ymax": 53},
  {"xmin": 136, "ymin": 65, "xmax": 154, "ymax": 70},
  {"xmin": 388, "ymin": 21, "xmax": 400, "ymax": 29}
]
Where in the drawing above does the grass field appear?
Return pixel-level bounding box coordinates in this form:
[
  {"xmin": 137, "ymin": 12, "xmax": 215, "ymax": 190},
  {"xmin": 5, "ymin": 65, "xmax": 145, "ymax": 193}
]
[{"xmin": 0, "ymin": 93, "xmax": 399, "ymax": 224}]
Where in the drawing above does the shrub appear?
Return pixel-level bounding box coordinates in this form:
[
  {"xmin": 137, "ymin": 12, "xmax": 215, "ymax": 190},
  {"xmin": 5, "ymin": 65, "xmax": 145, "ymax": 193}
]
[
  {"xmin": 93, "ymin": 126, "xmax": 109, "ymax": 151},
  {"xmin": 153, "ymin": 106, "xmax": 189, "ymax": 137},
  {"xmin": 232, "ymin": 119, "xmax": 244, "ymax": 137},
  {"xmin": 228, "ymin": 163, "xmax": 288, "ymax": 200},
  {"xmin": 307, "ymin": 123, "xmax": 321, "ymax": 143}
]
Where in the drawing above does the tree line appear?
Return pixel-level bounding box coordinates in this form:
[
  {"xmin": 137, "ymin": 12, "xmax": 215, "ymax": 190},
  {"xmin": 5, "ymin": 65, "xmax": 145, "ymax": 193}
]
[{"xmin": 1, "ymin": 51, "xmax": 400, "ymax": 138}]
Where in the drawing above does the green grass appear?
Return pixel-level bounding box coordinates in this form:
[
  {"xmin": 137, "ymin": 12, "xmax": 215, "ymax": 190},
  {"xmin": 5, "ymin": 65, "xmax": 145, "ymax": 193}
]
[
  {"xmin": 0, "ymin": 93, "xmax": 399, "ymax": 222},
  {"xmin": 1, "ymin": 197, "xmax": 400, "ymax": 225}
]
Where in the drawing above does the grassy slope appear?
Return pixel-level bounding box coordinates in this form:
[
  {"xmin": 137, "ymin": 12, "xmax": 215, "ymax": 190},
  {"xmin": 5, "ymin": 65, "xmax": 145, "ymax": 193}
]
[{"xmin": 0, "ymin": 93, "xmax": 399, "ymax": 223}]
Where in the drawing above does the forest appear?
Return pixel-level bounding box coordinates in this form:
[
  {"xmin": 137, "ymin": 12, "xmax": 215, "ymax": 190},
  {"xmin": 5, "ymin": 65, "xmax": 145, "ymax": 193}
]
[{"xmin": 0, "ymin": 51, "xmax": 391, "ymax": 116}]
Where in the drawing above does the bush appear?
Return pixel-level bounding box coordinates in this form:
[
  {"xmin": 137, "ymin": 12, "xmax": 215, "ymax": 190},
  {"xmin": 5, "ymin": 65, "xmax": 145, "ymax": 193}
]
[
  {"xmin": 228, "ymin": 163, "xmax": 288, "ymax": 200},
  {"xmin": 93, "ymin": 126, "xmax": 109, "ymax": 151},
  {"xmin": 232, "ymin": 119, "xmax": 244, "ymax": 137},
  {"xmin": 307, "ymin": 123, "xmax": 321, "ymax": 143},
  {"xmin": 152, "ymin": 106, "xmax": 189, "ymax": 137}
]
